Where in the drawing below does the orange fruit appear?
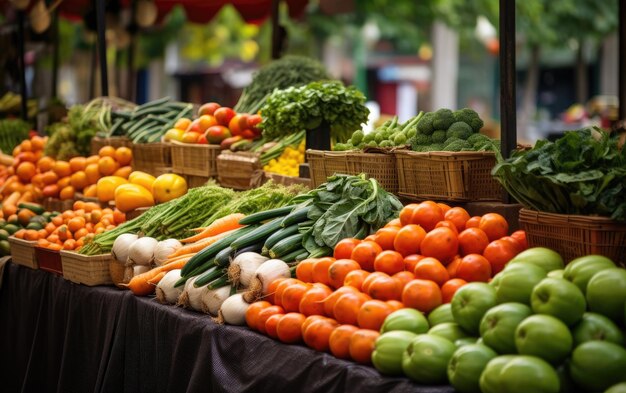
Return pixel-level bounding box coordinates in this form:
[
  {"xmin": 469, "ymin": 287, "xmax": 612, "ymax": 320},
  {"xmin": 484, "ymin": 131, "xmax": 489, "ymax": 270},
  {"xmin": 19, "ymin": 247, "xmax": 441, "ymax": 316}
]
[
  {"xmin": 444, "ymin": 207, "xmax": 471, "ymax": 232},
  {"xmin": 83, "ymin": 184, "xmax": 97, "ymax": 197},
  {"xmin": 98, "ymin": 146, "xmax": 116, "ymax": 158},
  {"xmin": 114, "ymin": 147, "xmax": 132, "ymax": 166},
  {"xmin": 458, "ymin": 227, "xmax": 490, "ymax": 256},
  {"xmin": 113, "ymin": 165, "xmax": 132, "ymax": 179},
  {"xmin": 73, "ymin": 200, "xmax": 85, "ymax": 210},
  {"xmin": 16, "ymin": 162, "xmax": 36, "ymax": 182},
  {"xmin": 59, "ymin": 185, "xmax": 75, "ymax": 200},
  {"xmin": 181, "ymin": 132, "xmax": 201, "ymax": 144},
  {"xmin": 413, "ymin": 257, "xmax": 450, "ymax": 286},
  {"xmin": 69, "ymin": 157, "xmax": 87, "ymax": 172},
  {"xmin": 70, "ymin": 171, "xmax": 88, "ymax": 190},
  {"xmin": 57, "ymin": 176, "xmax": 71, "ymax": 189},
  {"xmin": 174, "ymin": 118, "xmax": 192, "ymax": 131},
  {"xmin": 85, "ymin": 163, "xmax": 100, "ymax": 184},
  {"xmin": 86, "ymin": 155, "xmax": 100, "ymax": 165},
  {"xmin": 67, "ymin": 216, "xmax": 86, "ymax": 233},
  {"xmin": 479, "ymin": 213, "xmax": 509, "ymax": 242},
  {"xmin": 420, "ymin": 227, "xmax": 459, "ymax": 264},
  {"xmin": 402, "ymin": 279, "xmax": 442, "ymax": 313},
  {"xmin": 349, "ymin": 329, "xmax": 379, "ymax": 364},
  {"xmin": 53, "ymin": 161, "xmax": 71, "ymax": 178},
  {"xmin": 20, "ymin": 140, "xmax": 33, "ymax": 152},
  {"xmin": 37, "ymin": 156, "xmax": 55, "ymax": 172},
  {"xmin": 98, "ymin": 156, "xmax": 119, "ymax": 176},
  {"xmin": 31, "ymin": 136, "xmax": 45, "ymax": 151}
]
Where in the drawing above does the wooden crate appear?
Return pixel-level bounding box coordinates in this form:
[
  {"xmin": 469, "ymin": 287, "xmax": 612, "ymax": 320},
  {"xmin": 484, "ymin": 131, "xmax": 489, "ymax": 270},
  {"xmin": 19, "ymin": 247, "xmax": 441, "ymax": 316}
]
[
  {"xmin": 519, "ymin": 209, "xmax": 626, "ymax": 267},
  {"xmin": 264, "ymin": 172, "xmax": 311, "ymax": 188},
  {"xmin": 183, "ymin": 175, "xmax": 211, "ymax": 189},
  {"xmin": 90, "ymin": 136, "xmax": 133, "ymax": 155},
  {"xmin": 132, "ymin": 142, "xmax": 172, "ymax": 176},
  {"xmin": 61, "ymin": 251, "xmax": 113, "ymax": 286},
  {"xmin": 217, "ymin": 151, "xmax": 263, "ymax": 190},
  {"xmin": 307, "ymin": 150, "xmax": 398, "ymax": 194},
  {"xmin": 171, "ymin": 141, "xmax": 220, "ymax": 177},
  {"xmin": 395, "ymin": 150, "xmax": 502, "ymax": 202},
  {"xmin": 8, "ymin": 237, "xmax": 38, "ymax": 269},
  {"xmin": 43, "ymin": 197, "xmax": 74, "ymax": 213}
]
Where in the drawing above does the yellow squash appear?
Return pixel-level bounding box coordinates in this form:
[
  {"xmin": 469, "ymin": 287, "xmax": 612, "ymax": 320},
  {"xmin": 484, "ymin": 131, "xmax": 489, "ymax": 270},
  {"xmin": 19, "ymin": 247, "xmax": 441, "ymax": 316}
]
[
  {"xmin": 96, "ymin": 176, "xmax": 128, "ymax": 202},
  {"xmin": 128, "ymin": 171, "xmax": 156, "ymax": 191},
  {"xmin": 114, "ymin": 184, "xmax": 155, "ymax": 213},
  {"xmin": 152, "ymin": 174, "xmax": 188, "ymax": 203}
]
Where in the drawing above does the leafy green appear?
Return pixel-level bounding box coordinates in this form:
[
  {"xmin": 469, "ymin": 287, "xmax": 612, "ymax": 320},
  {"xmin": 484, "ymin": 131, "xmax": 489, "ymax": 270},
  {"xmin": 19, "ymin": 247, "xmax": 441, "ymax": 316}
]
[
  {"xmin": 260, "ymin": 80, "xmax": 370, "ymax": 143},
  {"xmin": 0, "ymin": 119, "xmax": 30, "ymax": 153},
  {"xmin": 492, "ymin": 128, "xmax": 626, "ymax": 221}
]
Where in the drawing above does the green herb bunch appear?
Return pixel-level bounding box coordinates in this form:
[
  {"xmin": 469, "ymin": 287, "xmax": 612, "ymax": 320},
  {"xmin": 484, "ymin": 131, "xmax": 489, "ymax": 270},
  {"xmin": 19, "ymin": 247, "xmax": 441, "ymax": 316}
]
[
  {"xmin": 260, "ymin": 80, "xmax": 370, "ymax": 143},
  {"xmin": 492, "ymin": 128, "xmax": 626, "ymax": 221}
]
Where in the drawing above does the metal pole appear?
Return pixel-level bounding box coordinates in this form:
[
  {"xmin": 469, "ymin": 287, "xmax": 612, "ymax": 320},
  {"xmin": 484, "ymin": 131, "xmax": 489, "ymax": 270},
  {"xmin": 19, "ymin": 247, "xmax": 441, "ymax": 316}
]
[
  {"xmin": 270, "ymin": 0, "xmax": 281, "ymax": 59},
  {"xmin": 17, "ymin": 11, "xmax": 28, "ymax": 121},
  {"xmin": 51, "ymin": 10, "xmax": 59, "ymax": 98},
  {"xmin": 89, "ymin": 43, "xmax": 97, "ymax": 99},
  {"xmin": 95, "ymin": 0, "xmax": 108, "ymax": 96},
  {"xmin": 499, "ymin": 0, "xmax": 516, "ymax": 158},
  {"xmin": 619, "ymin": 0, "xmax": 626, "ymax": 121},
  {"xmin": 127, "ymin": 0, "xmax": 138, "ymax": 102}
]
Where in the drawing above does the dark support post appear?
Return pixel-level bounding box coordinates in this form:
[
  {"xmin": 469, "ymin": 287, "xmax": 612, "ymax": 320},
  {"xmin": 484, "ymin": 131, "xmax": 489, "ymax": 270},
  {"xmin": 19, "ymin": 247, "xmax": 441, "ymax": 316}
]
[
  {"xmin": 89, "ymin": 44, "xmax": 97, "ymax": 99},
  {"xmin": 619, "ymin": 0, "xmax": 626, "ymax": 121},
  {"xmin": 499, "ymin": 0, "xmax": 516, "ymax": 203},
  {"xmin": 270, "ymin": 0, "xmax": 281, "ymax": 59},
  {"xmin": 127, "ymin": 0, "xmax": 137, "ymax": 101},
  {"xmin": 96, "ymin": 0, "xmax": 108, "ymax": 96},
  {"xmin": 17, "ymin": 11, "xmax": 28, "ymax": 121},
  {"xmin": 51, "ymin": 10, "xmax": 59, "ymax": 98}
]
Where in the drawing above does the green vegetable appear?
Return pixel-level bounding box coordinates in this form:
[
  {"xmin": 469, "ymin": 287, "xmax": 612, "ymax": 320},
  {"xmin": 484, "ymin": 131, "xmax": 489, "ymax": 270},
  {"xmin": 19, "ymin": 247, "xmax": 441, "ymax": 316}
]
[
  {"xmin": 432, "ymin": 109, "xmax": 455, "ymax": 130},
  {"xmin": 238, "ymin": 205, "xmax": 296, "ymax": 225},
  {"xmin": 431, "ymin": 130, "xmax": 447, "ymax": 144},
  {"xmin": 492, "ymin": 127, "xmax": 626, "ymax": 221},
  {"xmin": 372, "ymin": 331, "xmax": 418, "ymax": 375},
  {"xmin": 417, "ymin": 112, "xmax": 435, "ymax": 135},
  {"xmin": 230, "ymin": 217, "xmax": 284, "ymax": 250},
  {"xmin": 454, "ymin": 108, "xmax": 484, "ymax": 132},
  {"xmin": 0, "ymin": 119, "xmax": 30, "ymax": 154},
  {"xmin": 351, "ymin": 130, "xmax": 364, "ymax": 145},
  {"xmin": 446, "ymin": 122, "xmax": 474, "ymax": 140},
  {"xmin": 443, "ymin": 140, "xmax": 472, "ymax": 152},
  {"xmin": 269, "ymin": 233, "xmax": 304, "ymax": 259}
]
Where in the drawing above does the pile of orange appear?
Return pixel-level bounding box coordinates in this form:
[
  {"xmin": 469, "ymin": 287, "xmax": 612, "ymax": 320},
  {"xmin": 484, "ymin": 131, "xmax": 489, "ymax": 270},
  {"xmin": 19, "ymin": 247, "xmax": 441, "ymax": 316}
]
[
  {"xmin": 245, "ymin": 201, "xmax": 528, "ymax": 366},
  {"xmin": 14, "ymin": 200, "xmax": 126, "ymax": 251}
]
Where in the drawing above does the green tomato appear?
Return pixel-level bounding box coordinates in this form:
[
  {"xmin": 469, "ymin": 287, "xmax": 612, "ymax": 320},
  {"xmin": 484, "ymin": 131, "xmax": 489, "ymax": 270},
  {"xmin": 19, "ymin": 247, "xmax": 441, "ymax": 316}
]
[
  {"xmin": 507, "ymin": 247, "xmax": 564, "ymax": 273},
  {"xmin": 380, "ymin": 308, "xmax": 429, "ymax": 334},
  {"xmin": 563, "ymin": 254, "xmax": 615, "ymax": 294},
  {"xmin": 515, "ymin": 315, "xmax": 573, "ymax": 365},
  {"xmin": 428, "ymin": 303, "xmax": 454, "ymax": 326},
  {"xmin": 402, "ymin": 334, "xmax": 456, "ymax": 384},
  {"xmin": 572, "ymin": 312, "xmax": 624, "ymax": 347},
  {"xmin": 489, "ymin": 271, "xmax": 503, "ymax": 288},
  {"xmin": 454, "ymin": 337, "xmax": 479, "ymax": 347},
  {"xmin": 586, "ymin": 268, "xmax": 626, "ymax": 326},
  {"xmin": 371, "ymin": 331, "xmax": 417, "ymax": 375},
  {"xmin": 451, "ymin": 283, "xmax": 497, "ymax": 335},
  {"xmin": 499, "ymin": 356, "xmax": 560, "ymax": 393},
  {"xmin": 479, "ymin": 355, "xmax": 516, "ymax": 393},
  {"xmin": 480, "ymin": 302, "xmax": 533, "ymax": 354},
  {"xmin": 447, "ymin": 344, "xmax": 497, "ymax": 393},
  {"xmin": 547, "ymin": 269, "xmax": 564, "ymax": 279},
  {"xmin": 556, "ymin": 363, "xmax": 577, "ymax": 393},
  {"xmin": 428, "ymin": 322, "xmax": 470, "ymax": 343},
  {"xmin": 494, "ymin": 263, "xmax": 546, "ymax": 305},
  {"xmin": 569, "ymin": 341, "xmax": 626, "ymax": 392},
  {"xmin": 530, "ymin": 277, "xmax": 586, "ymax": 326},
  {"xmin": 606, "ymin": 383, "xmax": 626, "ymax": 393}
]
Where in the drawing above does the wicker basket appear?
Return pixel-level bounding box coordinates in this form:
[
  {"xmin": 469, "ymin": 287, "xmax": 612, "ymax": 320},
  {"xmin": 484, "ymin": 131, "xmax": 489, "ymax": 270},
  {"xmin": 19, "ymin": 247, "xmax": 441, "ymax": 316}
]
[
  {"xmin": 90, "ymin": 136, "xmax": 133, "ymax": 155},
  {"xmin": 171, "ymin": 141, "xmax": 220, "ymax": 177},
  {"xmin": 519, "ymin": 209, "xmax": 626, "ymax": 267},
  {"xmin": 264, "ymin": 172, "xmax": 311, "ymax": 188},
  {"xmin": 183, "ymin": 174, "xmax": 211, "ymax": 189},
  {"xmin": 395, "ymin": 151, "xmax": 502, "ymax": 202},
  {"xmin": 307, "ymin": 150, "xmax": 398, "ymax": 194},
  {"xmin": 35, "ymin": 247, "xmax": 63, "ymax": 275},
  {"xmin": 60, "ymin": 251, "xmax": 113, "ymax": 286},
  {"xmin": 217, "ymin": 151, "xmax": 263, "ymax": 190},
  {"xmin": 42, "ymin": 198, "xmax": 74, "ymax": 213},
  {"xmin": 8, "ymin": 237, "xmax": 38, "ymax": 269},
  {"xmin": 132, "ymin": 142, "xmax": 172, "ymax": 175}
]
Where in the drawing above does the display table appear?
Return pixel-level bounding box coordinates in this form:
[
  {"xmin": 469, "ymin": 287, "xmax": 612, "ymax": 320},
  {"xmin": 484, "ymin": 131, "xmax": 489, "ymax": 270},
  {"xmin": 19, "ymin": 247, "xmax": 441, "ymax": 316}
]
[{"xmin": 0, "ymin": 263, "xmax": 453, "ymax": 393}]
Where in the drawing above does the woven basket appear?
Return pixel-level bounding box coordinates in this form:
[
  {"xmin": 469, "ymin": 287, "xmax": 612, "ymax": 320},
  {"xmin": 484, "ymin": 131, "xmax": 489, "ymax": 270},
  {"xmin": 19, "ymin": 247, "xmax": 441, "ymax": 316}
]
[
  {"xmin": 8, "ymin": 237, "xmax": 38, "ymax": 269},
  {"xmin": 171, "ymin": 141, "xmax": 220, "ymax": 177},
  {"xmin": 90, "ymin": 136, "xmax": 133, "ymax": 155},
  {"xmin": 42, "ymin": 198, "xmax": 74, "ymax": 213},
  {"xmin": 519, "ymin": 209, "xmax": 626, "ymax": 267},
  {"xmin": 35, "ymin": 247, "xmax": 63, "ymax": 275},
  {"xmin": 395, "ymin": 151, "xmax": 502, "ymax": 202},
  {"xmin": 307, "ymin": 150, "xmax": 398, "ymax": 194},
  {"xmin": 264, "ymin": 172, "xmax": 311, "ymax": 188},
  {"xmin": 132, "ymin": 142, "xmax": 172, "ymax": 175},
  {"xmin": 217, "ymin": 151, "xmax": 263, "ymax": 190},
  {"xmin": 184, "ymin": 174, "xmax": 211, "ymax": 189},
  {"xmin": 60, "ymin": 251, "xmax": 113, "ymax": 286}
]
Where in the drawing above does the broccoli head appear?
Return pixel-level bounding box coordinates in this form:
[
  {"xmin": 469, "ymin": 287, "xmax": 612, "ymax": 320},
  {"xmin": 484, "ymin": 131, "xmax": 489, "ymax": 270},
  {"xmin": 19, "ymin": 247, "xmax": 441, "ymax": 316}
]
[
  {"xmin": 414, "ymin": 134, "xmax": 432, "ymax": 146},
  {"xmin": 351, "ymin": 130, "xmax": 364, "ymax": 145},
  {"xmin": 466, "ymin": 133, "xmax": 491, "ymax": 146},
  {"xmin": 446, "ymin": 122, "xmax": 473, "ymax": 140},
  {"xmin": 443, "ymin": 140, "xmax": 472, "ymax": 152},
  {"xmin": 432, "ymin": 109, "xmax": 455, "ymax": 130},
  {"xmin": 431, "ymin": 130, "xmax": 447, "ymax": 144},
  {"xmin": 416, "ymin": 112, "xmax": 435, "ymax": 135},
  {"xmin": 444, "ymin": 137, "xmax": 462, "ymax": 147},
  {"xmin": 425, "ymin": 143, "xmax": 444, "ymax": 152},
  {"xmin": 412, "ymin": 145, "xmax": 431, "ymax": 152},
  {"xmin": 453, "ymin": 108, "xmax": 484, "ymax": 132}
]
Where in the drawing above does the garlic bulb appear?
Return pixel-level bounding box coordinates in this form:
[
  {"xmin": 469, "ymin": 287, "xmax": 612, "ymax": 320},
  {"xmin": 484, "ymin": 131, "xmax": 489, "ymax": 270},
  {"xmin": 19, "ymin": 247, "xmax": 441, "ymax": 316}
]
[
  {"xmin": 112, "ymin": 233, "xmax": 138, "ymax": 265},
  {"xmin": 133, "ymin": 265, "xmax": 151, "ymax": 276},
  {"xmin": 201, "ymin": 286, "xmax": 231, "ymax": 315},
  {"xmin": 243, "ymin": 259, "xmax": 290, "ymax": 303},
  {"xmin": 219, "ymin": 293, "xmax": 250, "ymax": 325},
  {"xmin": 227, "ymin": 252, "xmax": 268, "ymax": 288},
  {"xmin": 178, "ymin": 276, "xmax": 210, "ymax": 312},
  {"xmin": 128, "ymin": 237, "xmax": 158, "ymax": 266},
  {"xmin": 154, "ymin": 239, "xmax": 182, "ymax": 266},
  {"xmin": 156, "ymin": 270, "xmax": 183, "ymax": 304}
]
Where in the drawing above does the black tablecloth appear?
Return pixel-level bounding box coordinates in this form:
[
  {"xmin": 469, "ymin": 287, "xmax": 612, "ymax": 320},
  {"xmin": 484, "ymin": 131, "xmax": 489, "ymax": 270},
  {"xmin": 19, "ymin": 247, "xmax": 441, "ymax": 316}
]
[{"xmin": 0, "ymin": 263, "xmax": 454, "ymax": 393}]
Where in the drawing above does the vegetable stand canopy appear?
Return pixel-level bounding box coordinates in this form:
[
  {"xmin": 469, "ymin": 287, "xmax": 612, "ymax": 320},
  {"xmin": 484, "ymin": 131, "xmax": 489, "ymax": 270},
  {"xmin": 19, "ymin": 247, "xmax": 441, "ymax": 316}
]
[{"xmin": 0, "ymin": 263, "xmax": 454, "ymax": 393}]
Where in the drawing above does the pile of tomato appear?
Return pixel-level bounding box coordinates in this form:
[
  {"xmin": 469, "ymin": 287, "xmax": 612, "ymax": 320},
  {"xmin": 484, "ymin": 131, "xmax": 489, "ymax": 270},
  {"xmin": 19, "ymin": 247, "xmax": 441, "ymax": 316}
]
[{"xmin": 245, "ymin": 201, "xmax": 527, "ymax": 365}]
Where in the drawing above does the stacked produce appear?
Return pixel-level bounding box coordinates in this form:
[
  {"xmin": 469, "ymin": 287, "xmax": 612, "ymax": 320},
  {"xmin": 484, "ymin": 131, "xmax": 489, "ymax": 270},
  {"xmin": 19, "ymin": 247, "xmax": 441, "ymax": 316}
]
[
  {"xmin": 163, "ymin": 102, "xmax": 262, "ymax": 147},
  {"xmin": 260, "ymin": 80, "xmax": 370, "ymax": 143},
  {"xmin": 0, "ymin": 202, "xmax": 59, "ymax": 255},
  {"xmin": 14, "ymin": 200, "xmax": 126, "ymax": 251},
  {"xmin": 0, "ymin": 119, "xmax": 31, "ymax": 154},
  {"xmin": 0, "ymin": 135, "xmax": 48, "ymax": 203},
  {"xmin": 263, "ymin": 140, "xmax": 305, "ymax": 177},
  {"xmin": 0, "ymin": 92, "xmax": 37, "ymax": 119},
  {"xmin": 334, "ymin": 108, "xmax": 498, "ymax": 153},
  {"xmin": 241, "ymin": 202, "xmax": 525, "ymax": 360},
  {"xmin": 493, "ymin": 127, "xmax": 626, "ymax": 221},
  {"xmin": 234, "ymin": 55, "xmax": 331, "ymax": 114},
  {"xmin": 103, "ymin": 97, "xmax": 193, "ymax": 143}
]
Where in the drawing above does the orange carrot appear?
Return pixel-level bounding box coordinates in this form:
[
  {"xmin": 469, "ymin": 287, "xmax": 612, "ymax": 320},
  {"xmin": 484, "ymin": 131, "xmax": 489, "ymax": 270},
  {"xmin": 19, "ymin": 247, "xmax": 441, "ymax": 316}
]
[
  {"xmin": 180, "ymin": 213, "xmax": 245, "ymax": 243},
  {"xmin": 124, "ymin": 258, "xmax": 190, "ymax": 296},
  {"xmin": 165, "ymin": 253, "xmax": 196, "ymax": 264},
  {"xmin": 169, "ymin": 229, "xmax": 237, "ymax": 258}
]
